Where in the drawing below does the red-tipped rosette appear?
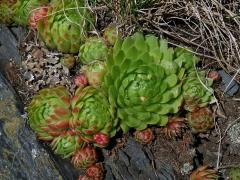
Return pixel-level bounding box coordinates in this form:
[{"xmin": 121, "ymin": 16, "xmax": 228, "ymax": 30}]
[
  {"xmin": 29, "ymin": 6, "xmax": 48, "ymax": 29},
  {"xmin": 74, "ymin": 74, "xmax": 88, "ymax": 88},
  {"xmin": 71, "ymin": 145, "xmax": 98, "ymax": 169},
  {"xmin": 163, "ymin": 117, "xmax": 186, "ymax": 138},
  {"xmin": 86, "ymin": 163, "xmax": 104, "ymax": 180},
  {"xmin": 134, "ymin": 128, "xmax": 155, "ymax": 145}
]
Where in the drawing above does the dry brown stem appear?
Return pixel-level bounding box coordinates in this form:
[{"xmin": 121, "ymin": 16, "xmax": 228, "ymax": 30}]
[{"xmin": 110, "ymin": 0, "xmax": 240, "ymax": 81}]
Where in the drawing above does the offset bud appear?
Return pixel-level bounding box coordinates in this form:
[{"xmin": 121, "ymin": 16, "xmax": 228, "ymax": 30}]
[
  {"xmin": 86, "ymin": 163, "xmax": 104, "ymax": 180},
  {"xmin": 74, "ymin": 74, "xmax": 88, "ymax": 88},
  {"xmin": 60, "ymin": 54, "xmax": 76, "ymax": 69},
  {"xmin": 78, "ymin": 176, "xmax": 93, "ymax": 180},
  {"xmin": 208, "ymin": 71, "xmax": 221, "ymax": 81},
  {"xmin": 51, "ymin": 133, "xmax": 84, "ymax": 159},
  {"xmin": 134, "ymin": 128, "xmax": 155, "ymax": 145},
  {"xmin": 187, "ymin": 107, "xmax": 214, "ymax": 133},
  {"xmin": 190, "ymin": 166, "xmax": 218, "ymax": 180},
  {"xmin": 183, "ymin": 71, "xmax": 214, "ymax": 112},
  {"xmin": 163, "ymin": 117, "xmax": 185, "ymax": 138},
  {"xmin": 103, "ymin": 24, "xmax": 120, "ymax": 46},
  {"xmin": 71, "ymin": 146, "xmax": 98, "ymax": 169},
  {"xmin": 81, "ymin": 62, "xmax": 105, "ymax": 88},
  {"xmin": 29, "ymin": 6, "xmax": 48, "ymax": 29},
  {"xmin": 93, "ymin": 133, "xmax": 110, "ymax": 147}
]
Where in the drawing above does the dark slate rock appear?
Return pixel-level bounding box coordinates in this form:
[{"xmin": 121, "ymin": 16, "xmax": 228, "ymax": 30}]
[
  {"xmin": 0, "ymin": 73, "xmax": 63, "ymax": 180},
  {"xmin": 155, "ymin": 161, "xmax": 177, "ymax": 180},
  {"xmin": 218, "ymin": 70, "xmax": 239, "ymax": 97},
  {"xmin": 0, "ymin": 24, "xmax": 24, "ymax": 68},
  {"xmin": 103, "ymin": 137, "xmax": 177, "ymax": 180}
]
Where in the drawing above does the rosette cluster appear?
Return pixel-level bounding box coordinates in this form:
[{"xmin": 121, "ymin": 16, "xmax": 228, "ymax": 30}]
[
  {"xmin": 27, "ymin": 85, "xmax": 118, "ymax": 167},
  {"xmin": 27, "ymin": 32, "xmax": 216, "ymax": 174}
]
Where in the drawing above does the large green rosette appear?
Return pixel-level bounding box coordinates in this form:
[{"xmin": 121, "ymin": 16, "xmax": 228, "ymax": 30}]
[{"xmin": 103, "ymin": 32, "xmax": 191, "ymax": 132}]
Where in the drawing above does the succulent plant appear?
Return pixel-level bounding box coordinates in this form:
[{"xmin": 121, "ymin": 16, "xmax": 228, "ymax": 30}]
[
  {"xmin": 81, "ymin": 61, "xmax": 106, "ymax": 88},
  {"xmin": 86, "ymin": 163, "xmax": 104, "ymax": 180},
  {"xmin": 29, "ymin": 6, "xmax": 48, "ymax": 29},
  {"xmin": 0, "ymin": 0, "xmax": 17, "ymax": 24},
  {"xmin": 71, "ymin": 145, "xmax": 98, "ymax": 169},
  {"xmin": 37, "ymin": 0, "xmax": 94, "ymax": 53},
  {"xmin": 134, "ymin": 128, "xmax": 155, "ymax": 145},
  {"xmin": 229, "ymin": 167, "xmax": 240, "ymax": 180},
  {"xmin": 208, "ymin": 71, "xmax": 221, "ymax": 81},
  {"xmin": 51, "ymin": 130, "xmax": 85, "ymax": 158},
  {"xmin": 0, "ymin": 0, "xmax": 49, "ymax": 25},
  {"xmin": 103, "ymin": 24, "xmax": 120, "ymax": 46},
  {"xmin": 93, "ymin": 133, "xmax": 109, "ymax": 147},
  {"xmin": 78, "ymin": 176, "xmax": 93, "ymax": 180},
  {"xmin": 187, "ymin": 107, "xmax": 214, "ymax": 133},
  {"xmin": 183, "ymin": 71, "xmax": 214, "ymax": 111},
  {"xmin": 60, "ymin": 54, "xmax": 76, "ymax": 69},
  {"xmin": 190, "ymin": 166, "xmax": 219, "ymax": 180},
  {"xmin": 71, "ymin": 86, "xmax": 118, "ymax": 147},
  {"xmin": 79, "ymin": 37, "xmax": 108, "ymax": 64},
  {"xmin": 74, "ymin": 74, "xmax": 89, "ymax": 88},
  {"xmin": 163, "ymin": 116, "xmax": 185, "ymax": 138},
  {"xmin": 27, "ymin": 86, "xmax": 72, "ymax": 141},
  {"xmin": 103, "ymin": 32, "xmax": 197, "ymax": 132},
  {"xmin": 13, "ymin": 0, "xmax": 50, "ymax": 25}
]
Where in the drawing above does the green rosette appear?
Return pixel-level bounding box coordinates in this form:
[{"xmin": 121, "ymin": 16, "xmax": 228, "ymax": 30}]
[
  {"xmin": 79, "ymin": 37, "xmax": 108, "ymax": 64},
  {"xmin": 27, "ymin": 86, "xmax": 72, "ymax": 141},
  {"xmin": 71, "ymin": 86, "xmax": 118, "ymax": 147},
  {"xmin": 183, "ymin": 71, "xmax": 215, "ymax": 111},
  {"xmin": 103, "ymin": 32, "xmax": 190, "ymax": 132},
  {"xmin": 38, "ymin": 0, "xmax": 94, "ymax": 53}
]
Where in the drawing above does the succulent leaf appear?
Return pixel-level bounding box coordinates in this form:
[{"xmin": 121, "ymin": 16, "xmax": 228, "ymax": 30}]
[
  {"xmin": 229, "ymin": 167, "xmax": 240, "ymax": 180},
  {"xmin": 0, "ymin": 0, "xmax": 50, "ymax": 25}
]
